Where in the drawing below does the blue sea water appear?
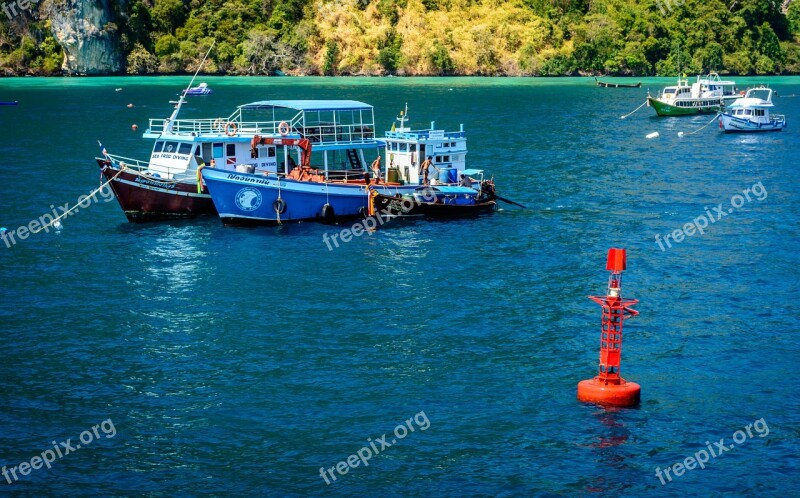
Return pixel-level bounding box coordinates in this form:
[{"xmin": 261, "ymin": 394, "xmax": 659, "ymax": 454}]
[{"xmin": 0, "ymin": 76, "xmax": 798, "ymax": 496}]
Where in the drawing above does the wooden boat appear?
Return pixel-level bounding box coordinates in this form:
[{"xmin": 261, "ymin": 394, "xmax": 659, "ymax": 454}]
[
  {"xmin": 595, "ymin": 77, "xmax": 641, "ymax": 88},
  {"xmin": 718, "ymin": 86, "xmax": 786, "ymax": 132},
  {"xmin": 371, "ymin": 179, "xmax": 497, "ymax": 219}
]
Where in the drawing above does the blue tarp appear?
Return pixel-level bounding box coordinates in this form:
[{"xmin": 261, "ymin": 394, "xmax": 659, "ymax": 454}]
[{"xmin": 239, "ymin": 100, "xmax": 373, "ymax": 112}]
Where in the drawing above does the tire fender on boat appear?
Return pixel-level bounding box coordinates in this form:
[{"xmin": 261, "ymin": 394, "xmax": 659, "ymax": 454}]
[
  {"xmin": 273, "ymin": 198, "xmax": 287, "ymax": 214},
  {"xmin": 225, "ymin": 122, "xmax": 238, "ymax": 136},
  {"xmin": 321, "ymin": 203, "xmax": 335, "ymax": 224},
  {"xmin": 196, "ymin": 164, "xmax": 205, "ymax": 194},
  {"xmin": 278, "ymin": 121, "xmax": 290, "ymax": 136}
]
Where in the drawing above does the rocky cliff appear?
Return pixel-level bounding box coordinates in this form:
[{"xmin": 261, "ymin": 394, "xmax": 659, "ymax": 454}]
[{"xmin": 47, "ymin": 0, "xmax": 121, "ymax": 75}]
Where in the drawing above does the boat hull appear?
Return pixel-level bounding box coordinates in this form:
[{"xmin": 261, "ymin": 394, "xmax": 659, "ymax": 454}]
[
  {"xmin": 596, "ymin": 79, "xmax": 641, "ymax": 88},
  {"xmin": 202, "ymin": 167, "xmax": 419, "ymax": 225},
  {"xmin": 647, "ymin": 96, "xmax": 722, "ymax": 116},
  {"xmin": 98, "ymin": 159, "xmax": 216, "ymax": 222},
  {"xmin": 719, "ymin": 114, "xmax": 786, "ymax": 132},
  {"xmin": 373, "ymin": 193, "xmax": 496, "ymax": 218}
]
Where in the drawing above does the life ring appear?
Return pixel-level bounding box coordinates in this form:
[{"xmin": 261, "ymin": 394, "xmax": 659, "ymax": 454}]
[
  {"xmin": 273, "ymin": 198, "xmax": 287, "ymax": 214},
  {"xmin": 278, "ymin": 121, "xmax": 290, "ymax": 136},
  {"xmin": 225, "ymin": 122, "xmax": 238, "ymax": 136},
  {"xmin": 321, "ymin": 203, "xmax": 335, "ymax": 224},
  {"xmin": 213, "ymin": 118, "xmax": 224, "ymax": 131}
]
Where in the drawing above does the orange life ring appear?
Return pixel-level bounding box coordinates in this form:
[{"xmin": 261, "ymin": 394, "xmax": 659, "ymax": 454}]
[
  {"xmin": 213, "ymin": 118, "xmax": 224, "ymax": 131},
  {"xmin": 225, "ymin": 122, "xmax": 238, "ymax": 136},
  {"xmin": 278, "ymin": 121, "xmax": 290, "ymax": 136}
]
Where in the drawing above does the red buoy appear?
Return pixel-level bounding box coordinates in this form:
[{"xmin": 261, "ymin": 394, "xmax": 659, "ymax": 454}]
[{"xmin": 577, "ymin": 248, "xmax": 641, "ymax": 407}]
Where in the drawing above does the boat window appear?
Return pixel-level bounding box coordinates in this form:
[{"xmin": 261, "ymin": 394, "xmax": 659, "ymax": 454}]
[
  {"xmin": 745, "ymin": 109, "xmax": 752, "ymax": 116},
  {"xmin": 153, "ymin": 141, "xmax": 164, "ymax": 152},
  {"xmin": 178, "ymin": 143, "xmax": 193, "ymax": 155},
  {"xmin": 213, "ymin": 143, "xmax": 223, "ymax": 158},
  {"xmin": 410, "ymin": 144, "xmax": 417, "ymax": 152},
  {"xmin": 163, "ymin": 142, "xmax": 179, "ymax": 153},
  {"xmin": 399, "ymin": 143, "xmax": 407, "ymax": 152},
  {"xmin": 226, "ymin": 144, "xmax": 236, "ymax": 156}
]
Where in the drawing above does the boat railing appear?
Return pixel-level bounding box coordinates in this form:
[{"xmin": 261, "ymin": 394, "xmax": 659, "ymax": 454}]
[
  {"xmin": 384, "ymin": 129, "xmax": 466, "ymax": 140},
  {"xmin": 105, "ymin": 153, "xmax": 192, "ymax": 181},
  {"xmin": 146, "ymin": 117, "xmax": 378, "ymax": 144}
]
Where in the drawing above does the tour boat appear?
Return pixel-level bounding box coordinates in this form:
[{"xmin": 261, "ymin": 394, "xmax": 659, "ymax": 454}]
[
  {"xmin": 182, "ymin": 82, "xmax": 212, "ymax": 96},
  {"xmin": 718, "ymin": 86, "xmax": 786, "ymax": 132},
  {"xmin": 200, "ymin": 102, "xmax": 484, "ymax": 225},
  {"xmin": 98, "ymin": 94, "xmax": 230, "ymax": 221},
  {"xmin": 647, "ymin": 73, "xmax": 737, "ymax": 116}
]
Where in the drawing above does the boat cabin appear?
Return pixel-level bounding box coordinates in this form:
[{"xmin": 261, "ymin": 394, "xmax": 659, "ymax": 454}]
[
  {"xmin": 382, "ymin": 107, "xmax": 468, "ymax": 185},
  {"xmin": 143, "ymin": 100, "xmax": 383, "ymax": 181}
]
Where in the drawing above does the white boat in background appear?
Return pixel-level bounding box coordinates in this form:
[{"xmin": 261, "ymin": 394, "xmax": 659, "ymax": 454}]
[
  {"xmin": 182, "ymin": 82, "xmax": 212, "ymax": 96},
  {"xmin": 718, "ymin": 86, "xmax": 786, "ymax": 133}
]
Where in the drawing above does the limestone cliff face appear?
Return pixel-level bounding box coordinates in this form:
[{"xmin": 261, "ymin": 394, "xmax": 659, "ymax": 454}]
[{"xmin": 48, "ymin": 0, "xmax": 121, "ymax": 74}]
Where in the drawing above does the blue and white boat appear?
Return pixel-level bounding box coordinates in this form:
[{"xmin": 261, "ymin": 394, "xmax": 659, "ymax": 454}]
[
  {"xmin": 182, "ymin": 82, "xmax": 212, "ymax": 96},
  {"xmin": 718, "ymin": 86, "xmax": 786, "ymax": 132},
  {"xmin": 201, "ymin": 101, "xmax": 486, "ymax": 224}
]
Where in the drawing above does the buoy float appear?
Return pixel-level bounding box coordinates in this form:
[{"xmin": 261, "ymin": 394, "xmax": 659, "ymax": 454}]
[
  {"xmin": 131, "ymin": 124, "xmax": 138, "ymax": 131},
  {"xmin": 646, "ymin": 131, "xmax": 659, "ymax": 139},
  {"xmin": 677, "ymin": 131, "xmax": 685, "ymax": 137},
  {"xmin": 577, "ymin": 248, "xmax": 641, "ymax": 407},
  {"xmin": 127, "ymin": 103, "xmax": 134, "ymax": 108}
]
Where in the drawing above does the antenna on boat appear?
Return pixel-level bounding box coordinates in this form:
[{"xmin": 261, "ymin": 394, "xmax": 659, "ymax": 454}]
[
  {"xmin": 396, "ymin": 102, "xmax": 409, "ymax": 131},
  {"xmin": 168, "ymin": 40, "xmax": 216, "ymax": 123}
]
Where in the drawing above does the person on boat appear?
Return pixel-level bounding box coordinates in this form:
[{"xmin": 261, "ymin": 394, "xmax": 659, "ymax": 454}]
[
  {"xmin": 420, "ymin": 156, "xmax": 437, "ymax": 185},
  {"xmin": 459, "ymin": 174, "xmax": 474, "ymax": 188},
  {"xmin": 209, "ymin": 159, "xmax": 216, "ymax": 167},
  {"xmin": 371, "ymin": 155, "xmax": 382, "ymax": 183}
]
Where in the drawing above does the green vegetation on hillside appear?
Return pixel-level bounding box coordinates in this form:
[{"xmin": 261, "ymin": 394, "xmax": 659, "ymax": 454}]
[{"xmin": 2, "ymin": 0, "xmax": 800, "ymax": 75}]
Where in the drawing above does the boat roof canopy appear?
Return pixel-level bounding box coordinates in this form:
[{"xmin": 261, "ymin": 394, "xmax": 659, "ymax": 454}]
[{"xmin": 239, "ymin": 100, "xmax": 373, "ymax": 112}]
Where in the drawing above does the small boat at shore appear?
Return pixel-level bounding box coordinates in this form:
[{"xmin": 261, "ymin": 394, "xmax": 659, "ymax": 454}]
[
  {"xmin": 718, "ymin": 86, "xmax": 786, "ymax": 132},
  {"xmin": 182, "ymin": 82, "xmax": 212, "ymax": 96},
  {"xmin": 595, "ymin": 78, "xmax": 641, "ymax": 88}
]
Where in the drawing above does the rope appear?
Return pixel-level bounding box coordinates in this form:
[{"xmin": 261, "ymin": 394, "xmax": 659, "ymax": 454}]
[
  {"xmin": 32, "ymin": 166, "xmax": 125, "ymax": 234},
  {"xmin": 620, "ymin": 100, "xmax": 648, "ymax": 120},
  {"xmin": 679, "ymin": 112, "xmax": 721, "ymax": 136},
  {"xmin": 275, "ymin": 181, "xmax": 282, "ymax": 225}
]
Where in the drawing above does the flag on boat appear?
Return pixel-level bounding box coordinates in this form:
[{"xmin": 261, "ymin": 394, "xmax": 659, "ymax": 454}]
[
  {"xmin": 226, "ymin": 157, "xmax": 236, "ymax": 165},
  {"xmin": 97, "ymin": 140, "xmax": 108, "ymax": 157},
  {"xmin": 391, "ymin": 122, "xmax": 396, "ymax": 132}
]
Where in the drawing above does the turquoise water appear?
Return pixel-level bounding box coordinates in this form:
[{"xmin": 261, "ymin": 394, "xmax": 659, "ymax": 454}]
[{"xmin": 1, "ymin": 76, "xmax": 799, "ymax": 496}]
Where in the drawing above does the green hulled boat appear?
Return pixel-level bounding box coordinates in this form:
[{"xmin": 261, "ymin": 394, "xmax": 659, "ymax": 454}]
[{"xmin": 647, "ymin": 74, "xmax": 735, "ymax": 116}]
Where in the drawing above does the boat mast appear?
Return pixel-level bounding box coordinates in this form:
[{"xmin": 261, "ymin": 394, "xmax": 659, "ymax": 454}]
[{"xmin": 168, "ymin": 40, "xmax": 216, "ymax": 125}]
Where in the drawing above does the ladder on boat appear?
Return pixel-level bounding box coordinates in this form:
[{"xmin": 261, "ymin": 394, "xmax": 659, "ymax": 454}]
[{"xmin": 346, "ymin": 149, "xmax": 361, "ymax": 169}]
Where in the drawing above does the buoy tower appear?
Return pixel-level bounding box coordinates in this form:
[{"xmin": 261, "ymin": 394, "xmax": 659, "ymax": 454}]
[{"xmin": 577, "ymin": 248, "xmax": 641, "ymax": 407}]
